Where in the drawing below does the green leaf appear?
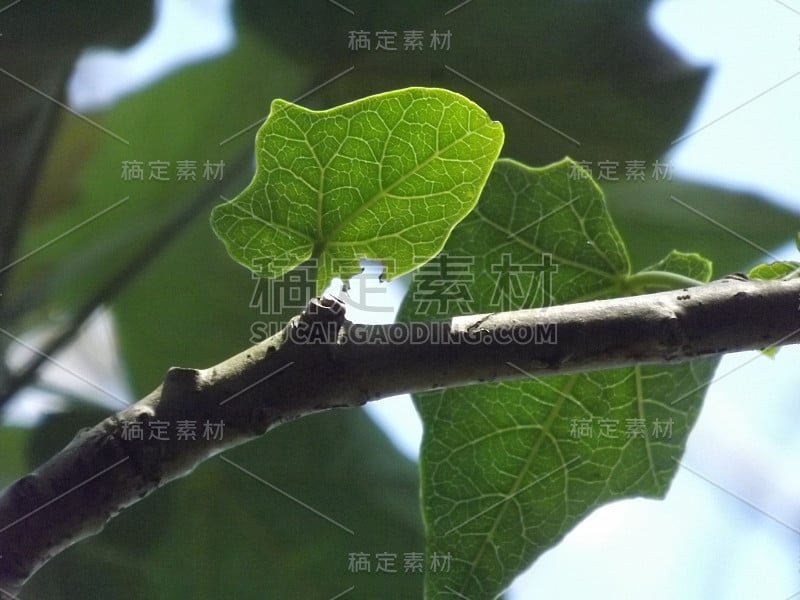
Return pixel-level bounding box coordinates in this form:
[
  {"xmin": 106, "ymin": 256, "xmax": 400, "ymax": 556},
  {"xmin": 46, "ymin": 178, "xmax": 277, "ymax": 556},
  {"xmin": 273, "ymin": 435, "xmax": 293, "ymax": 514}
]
[
  {"xmin": 211, "ymin": 87, "xmax": 504, "ymax": 294},
  {"xmin": 641, "ymin": 250, "xmax": 712, "ymax": 283},
  {"xmin": 740, "ymin": 260, "xmax": 797, "ymax": 357},
  {"xmin": 749, "ymin": 261, "xmax": 800, "ymax": 280},
  {"xmin": 621, "ymin": 250, "xmax": 711, "ymax": 294},
  {"xmin": 398, "ymin": 158, "xmax": 718, "ymax": 599}
]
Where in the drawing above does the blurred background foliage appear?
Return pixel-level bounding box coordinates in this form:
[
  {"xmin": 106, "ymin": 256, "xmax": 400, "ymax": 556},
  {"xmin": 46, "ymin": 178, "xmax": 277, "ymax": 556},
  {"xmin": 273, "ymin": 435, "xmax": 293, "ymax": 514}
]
[{"xmin": 0, "ymin": 1, "xmax": 798, "ymax": 598}]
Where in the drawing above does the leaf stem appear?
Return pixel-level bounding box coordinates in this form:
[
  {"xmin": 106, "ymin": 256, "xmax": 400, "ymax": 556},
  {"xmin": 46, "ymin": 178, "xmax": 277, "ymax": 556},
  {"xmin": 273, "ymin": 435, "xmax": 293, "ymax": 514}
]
[{"xmin": 623, "ymin": 270, "xmax": 705, "ymax": 293}]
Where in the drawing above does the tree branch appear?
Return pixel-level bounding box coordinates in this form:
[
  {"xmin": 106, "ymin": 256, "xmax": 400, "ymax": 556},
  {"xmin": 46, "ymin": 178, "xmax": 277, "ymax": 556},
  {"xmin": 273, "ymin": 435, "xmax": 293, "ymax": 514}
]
[{"xmin": 2, "ymin": 276, "xmax": 799, "ymax": 594}]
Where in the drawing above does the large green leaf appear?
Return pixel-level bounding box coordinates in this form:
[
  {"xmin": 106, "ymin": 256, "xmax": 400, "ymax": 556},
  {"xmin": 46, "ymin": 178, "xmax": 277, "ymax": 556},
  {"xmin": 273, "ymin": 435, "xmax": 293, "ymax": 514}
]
[
  {"xmin": 398, "ymin": 158, "xmax": 718, "ymax": 599},
  {"xmin": 211, "ymin": 87, "xmax": 504, "ymax": 293}
]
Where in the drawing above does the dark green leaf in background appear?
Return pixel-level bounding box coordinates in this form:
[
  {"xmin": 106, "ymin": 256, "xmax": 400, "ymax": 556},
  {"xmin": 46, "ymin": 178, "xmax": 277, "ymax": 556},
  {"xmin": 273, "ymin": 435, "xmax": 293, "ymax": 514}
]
[
  {"xmin": 605, "ymin": 180, "xmax": 800, "ymax": 276},
  {"xmin": 24, "ymin": 409, "xmax": 423, "ymax": 599},
  {"xmin": 0, "ymin": 1, "xmax": 152, "ymax": 298},
  {"xmin": 238, "ymin": 0, "xmax": 705, "ymax": 165}
]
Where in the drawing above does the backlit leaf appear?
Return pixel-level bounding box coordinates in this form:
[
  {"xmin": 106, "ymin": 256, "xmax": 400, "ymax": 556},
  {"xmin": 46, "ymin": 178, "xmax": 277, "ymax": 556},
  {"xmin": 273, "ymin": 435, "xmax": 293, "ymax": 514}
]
[
  {"xmin": 399, "ymin": 158, "xmax": 718, "ymax": 599},
  {"xmin": 211, "ymin": 87, "xmax": 504, "ymax": 294}
]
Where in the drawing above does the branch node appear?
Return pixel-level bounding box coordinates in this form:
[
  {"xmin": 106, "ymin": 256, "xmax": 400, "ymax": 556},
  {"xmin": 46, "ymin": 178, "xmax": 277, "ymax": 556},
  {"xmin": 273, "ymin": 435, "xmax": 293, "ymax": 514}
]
[
  {"xmin": 163, "ymin": 367, "xmax": 201, "ymax": 393},
  {"xmin": 300, "ymin": 294, "xmax": 346, "ymax": 324},
  {"xmin": 288, "ymin": 294, "xmax": 349, "ymax": 346}
]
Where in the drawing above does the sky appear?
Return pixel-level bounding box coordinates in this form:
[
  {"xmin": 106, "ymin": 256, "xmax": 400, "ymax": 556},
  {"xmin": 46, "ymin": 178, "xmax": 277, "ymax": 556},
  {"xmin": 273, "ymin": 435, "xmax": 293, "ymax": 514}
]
[
  {"xmin": 7, "ymin": 0, "xmax": 800, "ymax": 598},
  {"xmin": 654, "ymin": 0, "xmax": 800, "ymax": 211}
]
